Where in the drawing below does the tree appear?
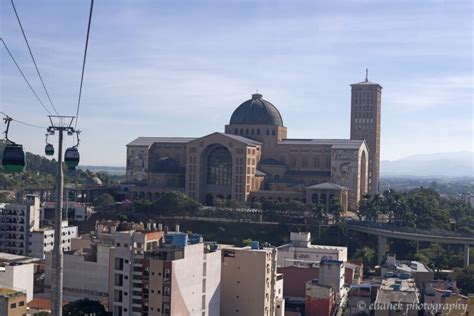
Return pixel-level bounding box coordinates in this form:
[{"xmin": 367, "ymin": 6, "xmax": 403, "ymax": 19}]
[
  {"xmin": 354, "ymin": 246, "xmax": 376, "ymax": 269},
  {"xmin": 456, "ymin": 265, "xmax": 474, "ymax": 295},
  {"xmin": 62, "ymin": 298, "xmax": 109, "ymax": 316},
  {"xmin": 328, "ymin": 197, "xmax": 343, "ymax": 222},
  {"xmin": 94, "ymin": 193, "xmax": 115, "ymax": 209},
  {"xmin": 155, "ymin": 191, "xmax": 201, "ymax": 216}
]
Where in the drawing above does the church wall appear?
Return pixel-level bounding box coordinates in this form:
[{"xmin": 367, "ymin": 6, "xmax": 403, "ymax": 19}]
[
  {"xmin": 330, "ymin": 145, "xmax": 369, "ymax": 210},
  {"xmin": 185, "ymin": 133, "xmax": 261, "ymax": 204},
  {"xmin": 225, "ymin": 124, "xmax": 287, "ymax": 160},
  {"xmin": 148, "ymin": 143, "xmax": 187, "ymax": 172},
  {"xmin": 126, "ymin": 145, "xmax": 149, "ymax": 183}
]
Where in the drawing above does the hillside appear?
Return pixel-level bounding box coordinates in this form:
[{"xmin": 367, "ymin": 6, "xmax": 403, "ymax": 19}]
[{"xmin": 0, "ymin": 141, "xmax": 116, "ymax": 190}]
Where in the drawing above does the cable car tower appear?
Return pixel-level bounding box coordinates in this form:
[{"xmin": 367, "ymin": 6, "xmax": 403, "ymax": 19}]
[{"xmin": 46, "ymin": 115, "xmax": 80, "ymax": 316}]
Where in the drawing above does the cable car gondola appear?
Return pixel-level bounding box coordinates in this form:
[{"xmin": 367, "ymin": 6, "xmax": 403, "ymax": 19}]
[
  {"xmin": 64, "ymin": 147, "xmax": 80, "ymax": 170},
  {"xmin": 45, "ymin": 144, "xmax": 54, "ymax": 156},
  {"xmin": 45, "ymin": 133, "xmax": 54, "ymax": 156},
  {"xmin": 2, "ymin": 116, "xmax": 26, "ymax": 173},
  {"xmin": 2, "ymin": 143, "xmax": 26, "ymax": 173}
]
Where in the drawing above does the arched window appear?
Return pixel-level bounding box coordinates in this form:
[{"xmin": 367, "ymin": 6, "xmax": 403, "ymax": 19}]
[
  {"xmin": 312, "ymin": 193, "xmax": 318, "ymax": 204},
  {"xmin": 320, "ymin": 193, "xmax": 327, "ymax": 204},
  {"xmin": 206, "ymin": 145, "xmax": 232, "ymax": 185}
]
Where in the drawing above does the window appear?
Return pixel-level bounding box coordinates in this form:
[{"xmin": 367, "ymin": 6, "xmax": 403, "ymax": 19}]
[
  {"xmin": 114, "ymin": 290, "xmax": 123, "ymax": 302},
  {"xmin": 10, "ymin": 303, "xmax": 16, "ymax": 308},
  {"xmin": 114, "ymin": 273, "xmax": 123, "ymax": 286},
  {"xmin": 206, "ymin": 145, "xmax": 232, "ymax": 185},
  {"xmin": 19, "ymin": 301, "xmax": 24, "ymax": 306},
  {"xmin": 115, "ymin": 258, "xmax": 124, "ymax": 270}
]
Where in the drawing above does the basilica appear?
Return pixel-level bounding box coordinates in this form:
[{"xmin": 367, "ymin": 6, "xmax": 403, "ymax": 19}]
[{"xmin": 127, "ymin": 78, "xmax": 382, "ymax": 211}]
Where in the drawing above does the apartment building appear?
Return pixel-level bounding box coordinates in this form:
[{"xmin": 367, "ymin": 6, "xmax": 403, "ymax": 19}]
[
  {"xmin": 42, "ymin": 201, "xmax": 93, "ymax": 224},
  {"xmin": 0, "ymin": 253, "xmax": 38, "ymax": 302},
  {"xmin": 0, "ymin": 288, "xmax": 27, "ymax": 316},
  {"xmin": 45, "ymin": 243, "xmax": 113, "ymax": 301},
  {"xmin": 277, "ymin": 232, "xmax": 347, "ymax": 268},
  {"xmin": 29, "ymin": 221, "xmax": 78, "ymax": 259},
  {"xmin": 220, "ymin": 244, "xmax": 284, "ymax": 316},
  {"xmin": 109, "ymin": 227, "xmax": 164, "ymax": 315},
  {"xmin": 0, "ymin": 195, "xmax": 40, "ymax": 255},
  {"xmin": 144, "ymin": 233, "xmax": 221, "ymax": 316}
]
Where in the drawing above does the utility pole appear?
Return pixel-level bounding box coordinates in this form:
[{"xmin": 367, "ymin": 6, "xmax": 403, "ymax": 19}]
[{"xmin": 48, "ymin": 115, "xmax": 75, "ymax": 316}]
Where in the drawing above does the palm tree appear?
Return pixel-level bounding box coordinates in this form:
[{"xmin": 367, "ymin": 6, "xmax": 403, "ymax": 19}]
[
  {"xmin": 329, "ymin": 197, "xmax": 343, "ymax": 223},
  {"xmin": 311, "ymin": 203, "xmax": 326, "ymax": 239}
]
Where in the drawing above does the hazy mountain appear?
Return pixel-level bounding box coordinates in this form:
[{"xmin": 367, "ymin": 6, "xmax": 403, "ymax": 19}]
[{"xmin": 381, "ymin": 151, "xmax": 473, "ymax": 177}]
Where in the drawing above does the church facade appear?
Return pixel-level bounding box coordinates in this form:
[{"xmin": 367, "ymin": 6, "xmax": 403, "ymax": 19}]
[{"xmin": 127, "ymin": 78, "xmax": 381, "ymax": 211}]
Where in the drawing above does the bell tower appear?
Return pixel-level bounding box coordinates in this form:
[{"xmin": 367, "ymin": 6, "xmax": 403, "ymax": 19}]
[{"xmin": 350, "ymin": 70, "xmax": 382, "ymax": 194}]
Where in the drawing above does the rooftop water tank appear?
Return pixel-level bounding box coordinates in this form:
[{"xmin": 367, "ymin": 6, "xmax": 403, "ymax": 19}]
[{"xmin": 251, "ymin": 240, "xmax": 260, "ymax": 249}]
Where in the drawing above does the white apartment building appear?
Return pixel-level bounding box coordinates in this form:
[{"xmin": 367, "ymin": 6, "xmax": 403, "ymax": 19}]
[
  {"xmin": 277, "ymin": 232, "xmax": 347, "ymax": 268},
  {"xmin": 45, "ymin": 243, "xmax": 113, "ymax": 301},
  {"xmin": 0, "ymin": 252, "xmax": 38, "ymax": 302},
  {"xmin": 220, "ymin": 244, "xmax": 284, "ymax": 316},
  {"xmin": 0, "ymin": 195, "xmax": 40, "ymax": 256},
  {"xmin": 144, "ymin": 233, "xmax": 221, "ymax": 316},
  {"xmin": 42, "ymin": 201, "xmax": 93, "ymax": 224},
  {"xmin": 28, "ymin": 221, "xmax": 78, "ymax": 259}
]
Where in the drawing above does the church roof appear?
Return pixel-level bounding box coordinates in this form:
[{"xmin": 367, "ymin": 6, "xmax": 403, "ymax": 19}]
[
  {"xmin": 229, "ymin": 93, "xmax": 284, "ymax": 126},
  {"xmin": 127, "ymin": 137, "xmax": 195, "ymax": 147},
  {"xmin": 216, "ymin": 133, "xmax": 262, "ymax": 146},
  {"xmin": 279, "ymin": 139, "xmax": 365, "ymax": 149},
  {"xmin": 307, "ymin": 182, "xmax": 349, "ymax": 190}
]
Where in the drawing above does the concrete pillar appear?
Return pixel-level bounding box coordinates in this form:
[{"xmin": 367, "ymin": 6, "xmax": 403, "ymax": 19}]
[
  {"xmin": 464, "ymin": 245, "xmax": 470, "ymax": 267},
  {"xmin": 378, "ymin": 236, "xmax": 388, "ymax": 265}
]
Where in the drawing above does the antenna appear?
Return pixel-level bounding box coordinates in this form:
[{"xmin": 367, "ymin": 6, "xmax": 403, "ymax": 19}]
[{"xmin": 365, "ymin": 68, "xmax": 368, "ymax": 82}]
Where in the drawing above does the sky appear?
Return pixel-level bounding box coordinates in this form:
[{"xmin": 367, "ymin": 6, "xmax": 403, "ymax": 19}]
[{"xmin": 0, "ymin": 0, "xmax": 472, "ymax": 166}]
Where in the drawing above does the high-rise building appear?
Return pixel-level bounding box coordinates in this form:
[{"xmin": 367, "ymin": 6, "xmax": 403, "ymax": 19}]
[
  {"xmin": 0, "ymin": 195, "xmax": 40, "ymax": 255},
  {"xmin": 109, "ymin": 227, "xmax": 163, "ymax": 315},
  {"xmin": 220, "ymin": 244, "xmax": 284, "ymax": 316},
  {"xmin": 350, "ymin": 70, "xmax": 382, "ymax": 194},
  {"xmin": 109, "ymin": 226, "xmax": 221, "ymax": 316},
  {"xmin": 143, "ymin": 233, "xmax": 221, "ymax": 316}
]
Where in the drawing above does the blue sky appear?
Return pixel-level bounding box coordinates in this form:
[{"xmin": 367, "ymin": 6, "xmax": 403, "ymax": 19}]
[{"xmin": 1, "ymin": 0, "xmax": 472, "ymax": 166}]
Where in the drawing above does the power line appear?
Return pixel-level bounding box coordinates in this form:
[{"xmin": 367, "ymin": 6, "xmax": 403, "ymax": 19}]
[
  {"xmin": 75, "ymin": 0, "xmax": 94, "ymax": 129},
  {"xmin": 0, "ymin": 38, "xmax": 53, "ymax": 116},
  {"xmin": 11, "ymin": 0, "xmax": 59, "ymax": 116},
  {"xmin": 0, "ymin": 112, "xmax": 46, "ymax": 129}
]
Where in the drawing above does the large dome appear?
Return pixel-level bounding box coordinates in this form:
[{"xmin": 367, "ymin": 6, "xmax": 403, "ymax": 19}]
[{"xmin": 229, "ymin": 93, "xmax": 283, "ymax": 126}]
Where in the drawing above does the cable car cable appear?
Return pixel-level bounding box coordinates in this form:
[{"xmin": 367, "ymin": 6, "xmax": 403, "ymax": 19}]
[
  {"xmin": 74, "ymin": 0, "xmax": 94, "ymax": 129},
  {"xmin": 0, "ymin": 112, "xmax": 46, "ymax": 129},
  {"xmin": 0, "ymin": 38, "xmax": 53, "ymax": 116},
  {"xmin": 10, "ymin": 0, "xmax": 59, "ymax": 116}
]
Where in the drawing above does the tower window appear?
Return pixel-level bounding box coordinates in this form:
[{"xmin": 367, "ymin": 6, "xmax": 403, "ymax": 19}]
[
  {"xmin": 272, "ymin": 130, "xmax": 276, "ymax": 136},
  {"xmin": 266, "ymin": 129, "xmax": 269, "ymax": 135},
  {"xmin": 257, "ymin": 129, "xmax": 260, "ymax": 135}
]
